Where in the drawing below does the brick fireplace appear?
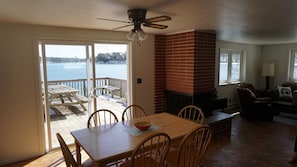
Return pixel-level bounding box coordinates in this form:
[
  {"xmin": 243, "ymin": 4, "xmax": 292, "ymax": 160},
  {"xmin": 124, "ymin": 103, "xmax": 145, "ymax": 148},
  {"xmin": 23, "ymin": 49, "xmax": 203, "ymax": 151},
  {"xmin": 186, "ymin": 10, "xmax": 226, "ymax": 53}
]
[{"xmin": 154, "ymin": 30, "xmax": 223, "ymax": 115}]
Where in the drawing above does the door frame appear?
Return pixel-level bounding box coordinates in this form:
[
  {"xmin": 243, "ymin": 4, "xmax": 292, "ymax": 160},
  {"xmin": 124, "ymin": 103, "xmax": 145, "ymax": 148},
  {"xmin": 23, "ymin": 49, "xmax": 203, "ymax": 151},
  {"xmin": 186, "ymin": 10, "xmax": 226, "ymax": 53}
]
[{"xmin": 37, "ymin": 39, "xmax": 131, "ymax": 151}]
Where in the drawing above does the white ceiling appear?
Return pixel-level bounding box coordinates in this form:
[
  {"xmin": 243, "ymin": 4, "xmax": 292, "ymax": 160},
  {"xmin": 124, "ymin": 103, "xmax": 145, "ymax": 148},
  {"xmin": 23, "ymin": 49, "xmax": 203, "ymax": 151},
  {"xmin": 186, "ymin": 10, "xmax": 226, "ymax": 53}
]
[{"xmin": 1, "ymin": 0, "xmax": 297, "ymax": 44}]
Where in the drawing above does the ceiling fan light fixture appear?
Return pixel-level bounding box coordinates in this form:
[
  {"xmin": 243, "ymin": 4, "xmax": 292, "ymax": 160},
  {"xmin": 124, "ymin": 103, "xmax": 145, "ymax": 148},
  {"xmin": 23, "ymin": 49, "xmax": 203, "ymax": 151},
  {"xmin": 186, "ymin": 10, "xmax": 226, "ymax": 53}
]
[
  {"xmin": 127, "ymin": 30, "xmax": 136, "ymax": 41},
  {"xmin": 136, "ymin": 29, "xmax": 148, "ymax": 41},
  {"xmin": 126, "ymin": 28, "xmax": 148, "ymax": 42},
  {"xmin": 98, "ymin": 8, "xmax": 171, "ymax": 43}
]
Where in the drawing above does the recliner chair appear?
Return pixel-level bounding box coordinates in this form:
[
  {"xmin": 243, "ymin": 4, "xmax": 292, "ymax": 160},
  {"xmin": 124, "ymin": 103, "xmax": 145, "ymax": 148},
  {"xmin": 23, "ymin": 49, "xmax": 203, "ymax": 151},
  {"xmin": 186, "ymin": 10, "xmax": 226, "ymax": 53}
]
[{"xmin": 236, "ymin": 85, "xmax": 273, "ymax": 121}]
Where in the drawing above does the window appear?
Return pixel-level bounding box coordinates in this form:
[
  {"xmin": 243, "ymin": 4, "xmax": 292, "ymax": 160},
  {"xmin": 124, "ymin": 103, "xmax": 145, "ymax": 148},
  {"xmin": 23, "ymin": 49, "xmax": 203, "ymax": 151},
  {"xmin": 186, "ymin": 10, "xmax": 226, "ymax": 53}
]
[
  {"xmin": 289, "ymin": 49, "xmax": 297, "ymax": 81},
  {"xmin": 219, "ymin": 49, "xmax": 244, "ymax": 85}
]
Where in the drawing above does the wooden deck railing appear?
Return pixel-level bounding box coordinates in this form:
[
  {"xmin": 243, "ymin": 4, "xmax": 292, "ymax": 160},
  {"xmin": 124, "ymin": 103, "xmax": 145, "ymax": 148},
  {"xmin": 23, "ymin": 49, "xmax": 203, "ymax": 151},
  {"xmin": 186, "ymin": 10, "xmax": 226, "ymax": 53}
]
[{"xmin": 47, "ymin": 77, "xmax": 127, "ymax": 98}]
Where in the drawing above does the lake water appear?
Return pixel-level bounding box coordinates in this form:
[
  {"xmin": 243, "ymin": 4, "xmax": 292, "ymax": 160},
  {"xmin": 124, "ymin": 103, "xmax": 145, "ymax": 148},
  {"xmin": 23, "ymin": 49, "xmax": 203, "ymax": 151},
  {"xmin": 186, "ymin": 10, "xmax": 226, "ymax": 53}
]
[{"xmin": 45, "ymin": 63, "xmax": 127, "ymax": 81}]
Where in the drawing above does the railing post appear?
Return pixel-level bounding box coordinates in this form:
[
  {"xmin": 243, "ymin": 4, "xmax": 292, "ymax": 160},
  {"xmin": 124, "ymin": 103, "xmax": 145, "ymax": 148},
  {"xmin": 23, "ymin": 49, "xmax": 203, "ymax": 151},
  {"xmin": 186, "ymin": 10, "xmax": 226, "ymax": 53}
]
[{"xmin": 83, "ymin": 80, "xmax": 86, "ymax": 97}]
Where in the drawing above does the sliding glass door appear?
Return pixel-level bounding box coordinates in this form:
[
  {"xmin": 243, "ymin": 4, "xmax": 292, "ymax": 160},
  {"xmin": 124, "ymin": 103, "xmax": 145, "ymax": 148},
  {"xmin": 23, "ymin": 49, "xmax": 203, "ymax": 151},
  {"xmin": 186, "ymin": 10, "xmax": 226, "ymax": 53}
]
[{"xmin": 38, "ymin": 41, "xmax": 128, "ymax": 150}]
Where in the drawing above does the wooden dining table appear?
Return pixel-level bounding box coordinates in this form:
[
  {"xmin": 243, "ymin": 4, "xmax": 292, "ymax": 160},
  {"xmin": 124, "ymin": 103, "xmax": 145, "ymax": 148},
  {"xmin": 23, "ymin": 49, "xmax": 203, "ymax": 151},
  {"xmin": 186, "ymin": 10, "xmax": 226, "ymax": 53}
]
[{"xmin": 71, "ymin": 112, "xmax": 202, "ymax": 166}]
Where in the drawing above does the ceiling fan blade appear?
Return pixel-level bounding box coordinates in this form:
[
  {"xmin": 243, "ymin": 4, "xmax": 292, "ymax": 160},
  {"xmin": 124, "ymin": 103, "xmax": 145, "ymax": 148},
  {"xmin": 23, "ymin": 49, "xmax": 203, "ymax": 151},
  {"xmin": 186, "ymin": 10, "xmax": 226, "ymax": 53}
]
[
  {"xmin": 145, "ymin": 16, "xmax": 171, "ymax": 23},
  {"xmin": 97, "ymin": 18, "xmax": 131, "ymax": 24},
  {"xmin": 112, "ymin": 24, "xmax": 133, "ymax": 30},
  {"xmin": 143, "ymin": 23, "xmax": 168, "ymax": 29}
]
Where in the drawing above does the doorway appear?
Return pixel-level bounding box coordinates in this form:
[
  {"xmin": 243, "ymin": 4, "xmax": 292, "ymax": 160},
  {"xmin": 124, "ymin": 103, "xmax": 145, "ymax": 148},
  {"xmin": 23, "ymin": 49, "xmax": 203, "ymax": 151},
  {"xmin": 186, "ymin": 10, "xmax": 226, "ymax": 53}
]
[{"xmin": 38, "ymin": 41, "xmax": 129, "ymax": 150}]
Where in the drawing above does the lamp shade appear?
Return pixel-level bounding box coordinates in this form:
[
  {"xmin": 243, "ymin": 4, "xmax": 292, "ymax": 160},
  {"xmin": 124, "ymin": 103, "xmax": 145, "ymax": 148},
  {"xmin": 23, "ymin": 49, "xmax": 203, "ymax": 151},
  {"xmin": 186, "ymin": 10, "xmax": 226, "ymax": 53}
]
[{"xmin": 261, "ymin": 63, "xmax": 275, "ymax": 76}]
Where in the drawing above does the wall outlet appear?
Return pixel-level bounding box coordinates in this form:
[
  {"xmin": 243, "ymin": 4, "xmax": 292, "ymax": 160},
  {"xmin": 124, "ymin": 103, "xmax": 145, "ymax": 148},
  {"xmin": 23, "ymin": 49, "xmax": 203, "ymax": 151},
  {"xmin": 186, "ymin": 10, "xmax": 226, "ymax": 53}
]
[{"xmin": 137, "ymin": 78, "xmax": 142, "ymax": 84}]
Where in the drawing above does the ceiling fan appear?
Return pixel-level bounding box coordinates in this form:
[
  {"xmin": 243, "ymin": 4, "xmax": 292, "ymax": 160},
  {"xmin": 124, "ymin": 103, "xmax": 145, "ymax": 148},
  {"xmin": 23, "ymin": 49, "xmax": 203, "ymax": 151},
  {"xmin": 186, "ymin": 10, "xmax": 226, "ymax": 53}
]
[{"xmin": 97, "ymin": 9, "xmax": 171, "ymax": 41}]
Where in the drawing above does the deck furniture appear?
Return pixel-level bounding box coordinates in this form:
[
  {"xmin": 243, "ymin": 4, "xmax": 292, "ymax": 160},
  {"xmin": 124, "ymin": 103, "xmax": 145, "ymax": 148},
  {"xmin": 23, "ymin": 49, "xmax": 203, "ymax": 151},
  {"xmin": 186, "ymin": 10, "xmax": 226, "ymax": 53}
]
[
  {"xmin": 71, "ymin": 112, "xmax": 201, "ymax": 166},
  {"xmin": 95, "ymin": 85, "xmax": 121, "ymax": 98},
  {"xmin": 48, "ymin": 84, "xmax": 87, "ymax": 111}
]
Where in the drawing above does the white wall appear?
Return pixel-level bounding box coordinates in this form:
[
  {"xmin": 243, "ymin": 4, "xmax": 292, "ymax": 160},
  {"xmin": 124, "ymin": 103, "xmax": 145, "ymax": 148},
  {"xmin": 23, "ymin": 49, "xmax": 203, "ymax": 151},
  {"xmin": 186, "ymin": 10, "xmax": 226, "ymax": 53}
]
[
  {"xmin": 262, "ymin": 43, "xmax": 297, "ymax": 86},
  {"xmin": 215, "ymin": 41, "xmax": 297, "ymax": 109},
  {"xmin": 0, "ymin": 23, "xmax": 155, "ymax": 165},
  {"xmin": 215, "ymin": 41, "xmax": 262, "ymax": 106},
  {"xmin": 130, "ymin": 36, "xmax": 155, "ymax": 115}
]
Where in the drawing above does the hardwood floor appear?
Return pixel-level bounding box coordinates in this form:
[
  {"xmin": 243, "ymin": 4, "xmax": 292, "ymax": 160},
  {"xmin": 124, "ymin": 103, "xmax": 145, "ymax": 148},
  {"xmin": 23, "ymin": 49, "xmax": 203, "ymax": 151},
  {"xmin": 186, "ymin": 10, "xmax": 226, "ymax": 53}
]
[
  {"xmin": 4, "ymin": 145, "xmax": 91, "ymax": 167},
  {"xmin": 204, "ymin": 115, "xmax": 297, "ymax": 167},
  {"xmin": 5, "ymin": 114, "xmax": 297, "ymax": 167}
]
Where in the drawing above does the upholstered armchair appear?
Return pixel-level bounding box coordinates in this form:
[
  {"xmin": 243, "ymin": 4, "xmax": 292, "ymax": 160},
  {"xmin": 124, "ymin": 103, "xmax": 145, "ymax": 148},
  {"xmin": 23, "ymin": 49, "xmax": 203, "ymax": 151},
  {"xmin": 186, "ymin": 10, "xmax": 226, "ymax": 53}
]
[
  {"xmin": 237, "ymin": 82, "xmax": 273, "ymax": 98},
  {"xmin": 236, "ymin": 84, "xmax": 273, "ymax": 121}
]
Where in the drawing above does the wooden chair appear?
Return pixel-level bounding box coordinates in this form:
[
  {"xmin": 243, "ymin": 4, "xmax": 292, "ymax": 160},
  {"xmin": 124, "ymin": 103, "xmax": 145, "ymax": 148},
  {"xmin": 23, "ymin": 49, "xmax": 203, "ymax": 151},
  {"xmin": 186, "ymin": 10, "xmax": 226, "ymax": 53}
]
[
  {"xmin": 178, "ymin": 105, "xmax": 205, "ymax": 124},
  {"xmin": 165, "ymin": 125, "xmax": 212, "ymax": 167},
  {"xmin": 87, "ymin": 109, "xmax": 119, "ymax": 128},
  {"xmin": 87, "ymin": 109, "xmax": 124, "ymax": 166},
  {"xmin": 120, "ymin": 132, "xmax": 171, "ymax": 167},
  {"xmin": 56, "ymin": 133, "xmax": 95, "ymax": 167},
  {"xmin": 121, "ymin": 104, "xmax": 147, "ymax": 121}
]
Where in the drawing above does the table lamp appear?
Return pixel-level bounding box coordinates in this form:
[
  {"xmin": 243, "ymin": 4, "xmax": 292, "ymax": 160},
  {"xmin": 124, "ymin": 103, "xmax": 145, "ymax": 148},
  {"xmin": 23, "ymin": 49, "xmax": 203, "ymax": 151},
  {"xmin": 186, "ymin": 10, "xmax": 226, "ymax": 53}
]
[{"xmin": 261, "ymin": 63, "xmax": 275, "ymax": 90}]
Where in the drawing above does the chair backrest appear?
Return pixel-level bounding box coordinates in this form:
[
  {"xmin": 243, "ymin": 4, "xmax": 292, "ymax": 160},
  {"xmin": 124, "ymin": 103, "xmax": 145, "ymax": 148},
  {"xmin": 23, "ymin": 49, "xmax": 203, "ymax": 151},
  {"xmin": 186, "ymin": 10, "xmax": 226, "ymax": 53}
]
[
  {"xmin": 236, "ymin": 87, "xmax": 257, "ymax": 111},
  {"xmin": 238, "ymin": 82, "xmax": 257, "ymax": 95},
  {"xmin": 87, "ymin": 109, "xmax": 119, "ymax": 128},
  {"xmin": 122, "ymin": 104, "xmax": 147, "ymax": 121},
  {"xmin": 176, "ymin": 125, "xmax": 212, "ymax": 167},
  {"xmin": 130, "ymin": 132, "xmax": 171, "ymax": 167},
  {"xmin": 56, "ymin": 133, "xmax": 78, "ymax": 167},
  {"xmin": 178, "ymin": 105, "xmax": 205, "ymax": 124}
]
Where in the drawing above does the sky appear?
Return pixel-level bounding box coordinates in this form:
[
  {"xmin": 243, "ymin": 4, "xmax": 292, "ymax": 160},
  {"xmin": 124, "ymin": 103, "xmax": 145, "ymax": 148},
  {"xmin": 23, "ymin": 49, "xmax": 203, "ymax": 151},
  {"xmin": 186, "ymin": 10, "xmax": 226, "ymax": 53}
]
[{"xmin": 44, "ymin": 43, "xmax": 127, "ymax": 58}]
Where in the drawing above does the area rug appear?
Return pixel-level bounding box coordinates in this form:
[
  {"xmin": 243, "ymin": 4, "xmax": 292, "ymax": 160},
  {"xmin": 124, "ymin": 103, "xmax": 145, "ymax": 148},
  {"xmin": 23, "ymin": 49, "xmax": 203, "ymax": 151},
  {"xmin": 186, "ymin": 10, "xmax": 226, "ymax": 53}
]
[{"xmin": 274, "ymin": 112, "xmax": 297, "ymax": 126}]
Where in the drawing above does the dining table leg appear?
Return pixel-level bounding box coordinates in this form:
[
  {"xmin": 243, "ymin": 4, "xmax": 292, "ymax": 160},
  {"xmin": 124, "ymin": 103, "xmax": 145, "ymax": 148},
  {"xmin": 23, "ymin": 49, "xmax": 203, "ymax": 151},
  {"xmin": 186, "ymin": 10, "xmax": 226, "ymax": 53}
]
[{"xmin": 75, "ymin": 140, "xmax": 81, "ymax": 165}]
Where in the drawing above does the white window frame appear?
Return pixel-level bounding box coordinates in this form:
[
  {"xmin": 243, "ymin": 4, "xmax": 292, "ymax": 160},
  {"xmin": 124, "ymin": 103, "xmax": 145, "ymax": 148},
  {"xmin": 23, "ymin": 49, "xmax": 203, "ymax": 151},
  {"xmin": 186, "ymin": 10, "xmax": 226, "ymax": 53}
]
[
  {"xmin": 219, "ymin": 48, "xmax": 245, "ymax": 85},
  {"xmin": 289, "ymin": 49, "xmax": 297, "ymax": 81}
]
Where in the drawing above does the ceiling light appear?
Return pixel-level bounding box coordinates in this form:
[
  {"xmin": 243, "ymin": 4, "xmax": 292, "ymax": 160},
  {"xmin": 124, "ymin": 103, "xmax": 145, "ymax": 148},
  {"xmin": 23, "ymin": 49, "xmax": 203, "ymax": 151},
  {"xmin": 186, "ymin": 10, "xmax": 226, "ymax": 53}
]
[
  {"xmin": 127, "ymin": 28, "xmax": 148, "ymax": 42},
  {"xmin": 136, "ymin": 29, "xmax": 148, "ymax": 41},
  {"xmin": 126, "ymin": 29, "xmax": 136, "ymax": 41}
]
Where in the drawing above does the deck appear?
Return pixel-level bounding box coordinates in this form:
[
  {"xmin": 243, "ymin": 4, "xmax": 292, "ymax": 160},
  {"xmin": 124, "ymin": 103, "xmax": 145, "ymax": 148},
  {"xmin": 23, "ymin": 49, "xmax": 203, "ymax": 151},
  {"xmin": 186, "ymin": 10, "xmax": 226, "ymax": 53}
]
[{"xmin": 49, "ymin": 95, "xmax": 127, "ymax": 148}]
